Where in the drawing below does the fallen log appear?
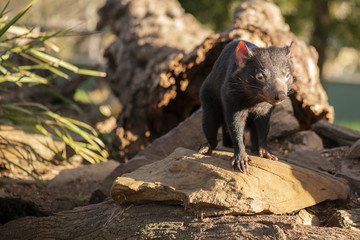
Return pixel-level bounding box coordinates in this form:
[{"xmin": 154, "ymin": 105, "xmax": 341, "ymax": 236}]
[{"xmin": 1, "ymin": 200, "xmax": 359, "ymax": 239}]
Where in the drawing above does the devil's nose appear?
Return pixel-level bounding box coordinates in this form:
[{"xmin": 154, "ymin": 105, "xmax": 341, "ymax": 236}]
[{"xmin": 274, "ymin": 91, "xmax": 286, "ymax": 101}]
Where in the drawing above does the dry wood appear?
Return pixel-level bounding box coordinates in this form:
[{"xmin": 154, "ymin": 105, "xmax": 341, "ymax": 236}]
[
  {"xmin": 1, "ymin": 200, "xmax": 359, "ymax": 239},
  {"xmin": 311, "ymin": 119, "xmax": 360, "ymax": 146}
]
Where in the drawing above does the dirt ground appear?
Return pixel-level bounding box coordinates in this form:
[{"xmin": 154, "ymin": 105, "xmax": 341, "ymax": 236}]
[{"xmin": 0, "ymin": 160, "xmax": 111, "ymax": 225}]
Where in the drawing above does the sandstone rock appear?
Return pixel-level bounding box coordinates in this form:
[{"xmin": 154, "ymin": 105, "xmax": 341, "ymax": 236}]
[
  {"xmin": 348, "ymin": 139, "xmax": 360, "ymax": 159},
  {"xmin": 111, "ymin": 148, "xmax": 349, "ymax": 216},
  {"xmin": 274, "ymin": 147, "xmax": 360, "ymax": 193},
  {"xmin": 311, "ymin": 119, "xmax": 360, "ymax": 146}
]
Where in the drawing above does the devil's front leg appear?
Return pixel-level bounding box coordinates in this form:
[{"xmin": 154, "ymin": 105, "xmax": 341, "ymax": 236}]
[
  {"xmin": 253, "ymin": 114, "xmax": 278, "ymax": 161},
  {"xmin": 225, "ymin": 109, "xmax": 250, "ymax": 173}
]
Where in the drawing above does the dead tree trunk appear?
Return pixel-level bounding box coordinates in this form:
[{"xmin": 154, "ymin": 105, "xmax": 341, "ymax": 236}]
[{"xmin": 98, "ymin": 0, "xmax": 334, "ymax": 161}]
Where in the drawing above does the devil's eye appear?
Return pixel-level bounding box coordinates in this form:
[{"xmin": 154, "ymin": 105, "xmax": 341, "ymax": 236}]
[
  {"xmin": 285, "ymin": 72, "xmax": 291, "ymax": 79},
  {"xmin": 256, "ymin": 73, "xmax": 265, "ymax": 81}
]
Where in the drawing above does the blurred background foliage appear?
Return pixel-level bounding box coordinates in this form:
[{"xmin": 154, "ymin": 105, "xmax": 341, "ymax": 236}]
[
  {"xmin": 3, "ymin": 0, "xmax": 360, "ymax": 131},
  {"xmin": 4, "ymin": 0, "xmax": 120, "ymax": 120},
  {"xmin": 11, "ymin": 0, "xmax": 360, "ymax": 80},
  {"xmin": 4, "ymin": 0, "xmax": 111, "ymax": 65},
  {"xmin": 0, "ymin": 0, "xmax": 113, "ymax": 181}
]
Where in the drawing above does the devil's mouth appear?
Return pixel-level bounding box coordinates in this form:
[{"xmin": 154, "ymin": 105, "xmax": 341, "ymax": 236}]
[
  {"xmin": 272, "ymin": 99, "xmax": 284, "ymax": 105},
  {"xmin": 263, "ymin": 97, "xmax": 285, "ymax": 106}
]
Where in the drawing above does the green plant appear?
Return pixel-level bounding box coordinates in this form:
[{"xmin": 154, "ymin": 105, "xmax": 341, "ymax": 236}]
[
  {"xmin": 75, "ymin": 192, "xmax": 90, "ymax": 201},
  {"xmin": 0, "ymin": 1, "xmax": 108, "ymax": 182}
]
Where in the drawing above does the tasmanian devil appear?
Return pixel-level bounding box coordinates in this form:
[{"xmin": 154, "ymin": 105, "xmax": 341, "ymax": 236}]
[{"xmin": 198, "ymin": 40, "xmax": 294, "ymax": 173}]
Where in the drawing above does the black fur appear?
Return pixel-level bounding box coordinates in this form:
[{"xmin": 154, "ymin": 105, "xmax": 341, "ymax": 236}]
[{"xmin": 198, "ymin": 40, "xmax": 294, "ymax": 173}]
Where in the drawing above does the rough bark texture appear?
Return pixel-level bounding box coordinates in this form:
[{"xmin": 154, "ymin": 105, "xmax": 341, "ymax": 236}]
[
  {"xmin": 2, "ymin": 200, "xmax": 360, "ymax": 240},
  {"xmin": 97, "ymin": 0, "xmax": 211, "ymax": 160},
  {"xmin": 99, "ymin": 0, "xmax": 334, "ymax": 161},
  {"xmin": 330, "ymin": 209, "xmax": 360, "ymax": 231}
]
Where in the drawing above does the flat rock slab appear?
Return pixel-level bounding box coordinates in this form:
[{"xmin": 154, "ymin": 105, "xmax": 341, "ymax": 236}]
[{"xmin": 111, "ymin": 148, "xmax": 349, "ymax": 216}]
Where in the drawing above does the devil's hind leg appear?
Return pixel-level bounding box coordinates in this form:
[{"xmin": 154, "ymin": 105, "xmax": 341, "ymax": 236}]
[{"xmin": 198, "ymin": 85, "xmax": 222, "ymax": 154}]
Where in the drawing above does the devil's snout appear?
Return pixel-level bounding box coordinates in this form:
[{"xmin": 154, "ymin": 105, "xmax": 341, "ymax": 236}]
[{"xmin": 274, "ymin": 91, "xmax": 286, "ymax": 101}]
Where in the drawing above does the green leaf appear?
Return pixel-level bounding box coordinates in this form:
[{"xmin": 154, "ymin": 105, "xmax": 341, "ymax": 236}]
[
  {"xmin": 0, "ymin": 102, "xmax": 108, "ymax": 164},
  {"xmin": 0, "ymin": 0, "xmax": 39, "ymax": 38},
  {"xmin": 0, "ymin": 72, "xmax": 49, "ymax": 85},
  {"xmin": 20, "ymin": 53, "xmax": 70, "ymax": 79},
  {"xmin": 0, "ymin": 1, "xmax": 10, "ymax": 17},
  {"xmin": 28, "ymin": 49, "xmax": 79, "ymax": 72},
  {"xmin": 77, "ymin": 69, "xmax": 107, "ymax": 77},
  {"xmin": 0, "ymin": 0, "xmax": 109, "ymax": 176}
]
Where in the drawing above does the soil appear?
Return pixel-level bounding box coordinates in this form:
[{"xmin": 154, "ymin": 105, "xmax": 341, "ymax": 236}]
[{"xmin": 0, "ymin": 161, "xmax": 102, "ymax": 224}]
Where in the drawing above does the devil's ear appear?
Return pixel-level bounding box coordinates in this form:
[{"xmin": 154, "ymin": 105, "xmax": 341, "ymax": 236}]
[
  {"xmin": 236, "ymin": 41, "xmax": 252, "ymax": 68},
  {"xmin": 286, "ymin": 41, "xmax": 294, "ymax": 57}
]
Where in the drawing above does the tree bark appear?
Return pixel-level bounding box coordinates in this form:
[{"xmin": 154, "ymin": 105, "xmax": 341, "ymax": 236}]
[
  {"xmin": 97, "ymin": 0, "xmax": 211, "ymax": 161},
  {"xmin": 1, "ymin": 200, "xmax": 359, "ymax": 240}
]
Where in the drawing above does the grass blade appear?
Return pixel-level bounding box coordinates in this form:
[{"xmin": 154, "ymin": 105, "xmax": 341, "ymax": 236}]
[
  {"xmin": 0, "ymin": 0, "xmax": 39, "ymax": 38},
  {"xmin": 77, "ymin": 69, "xmax": 107, "ymax": 77},
  {"xmin": 0, "ymin": 1, "xmax": 10, "ymax": 17},
  {"xmin": 28, "ymin": 49, "xmax": 79, "ymax": 72}
]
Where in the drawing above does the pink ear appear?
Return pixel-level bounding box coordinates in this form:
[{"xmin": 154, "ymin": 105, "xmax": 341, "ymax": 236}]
[
  {"xmin": 236, "ymin": 41, "xmax": 249, "ymax": 68},
  {"xmin": 286, "ymin": 41, "xmax": 294, "ymax": 57}
]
